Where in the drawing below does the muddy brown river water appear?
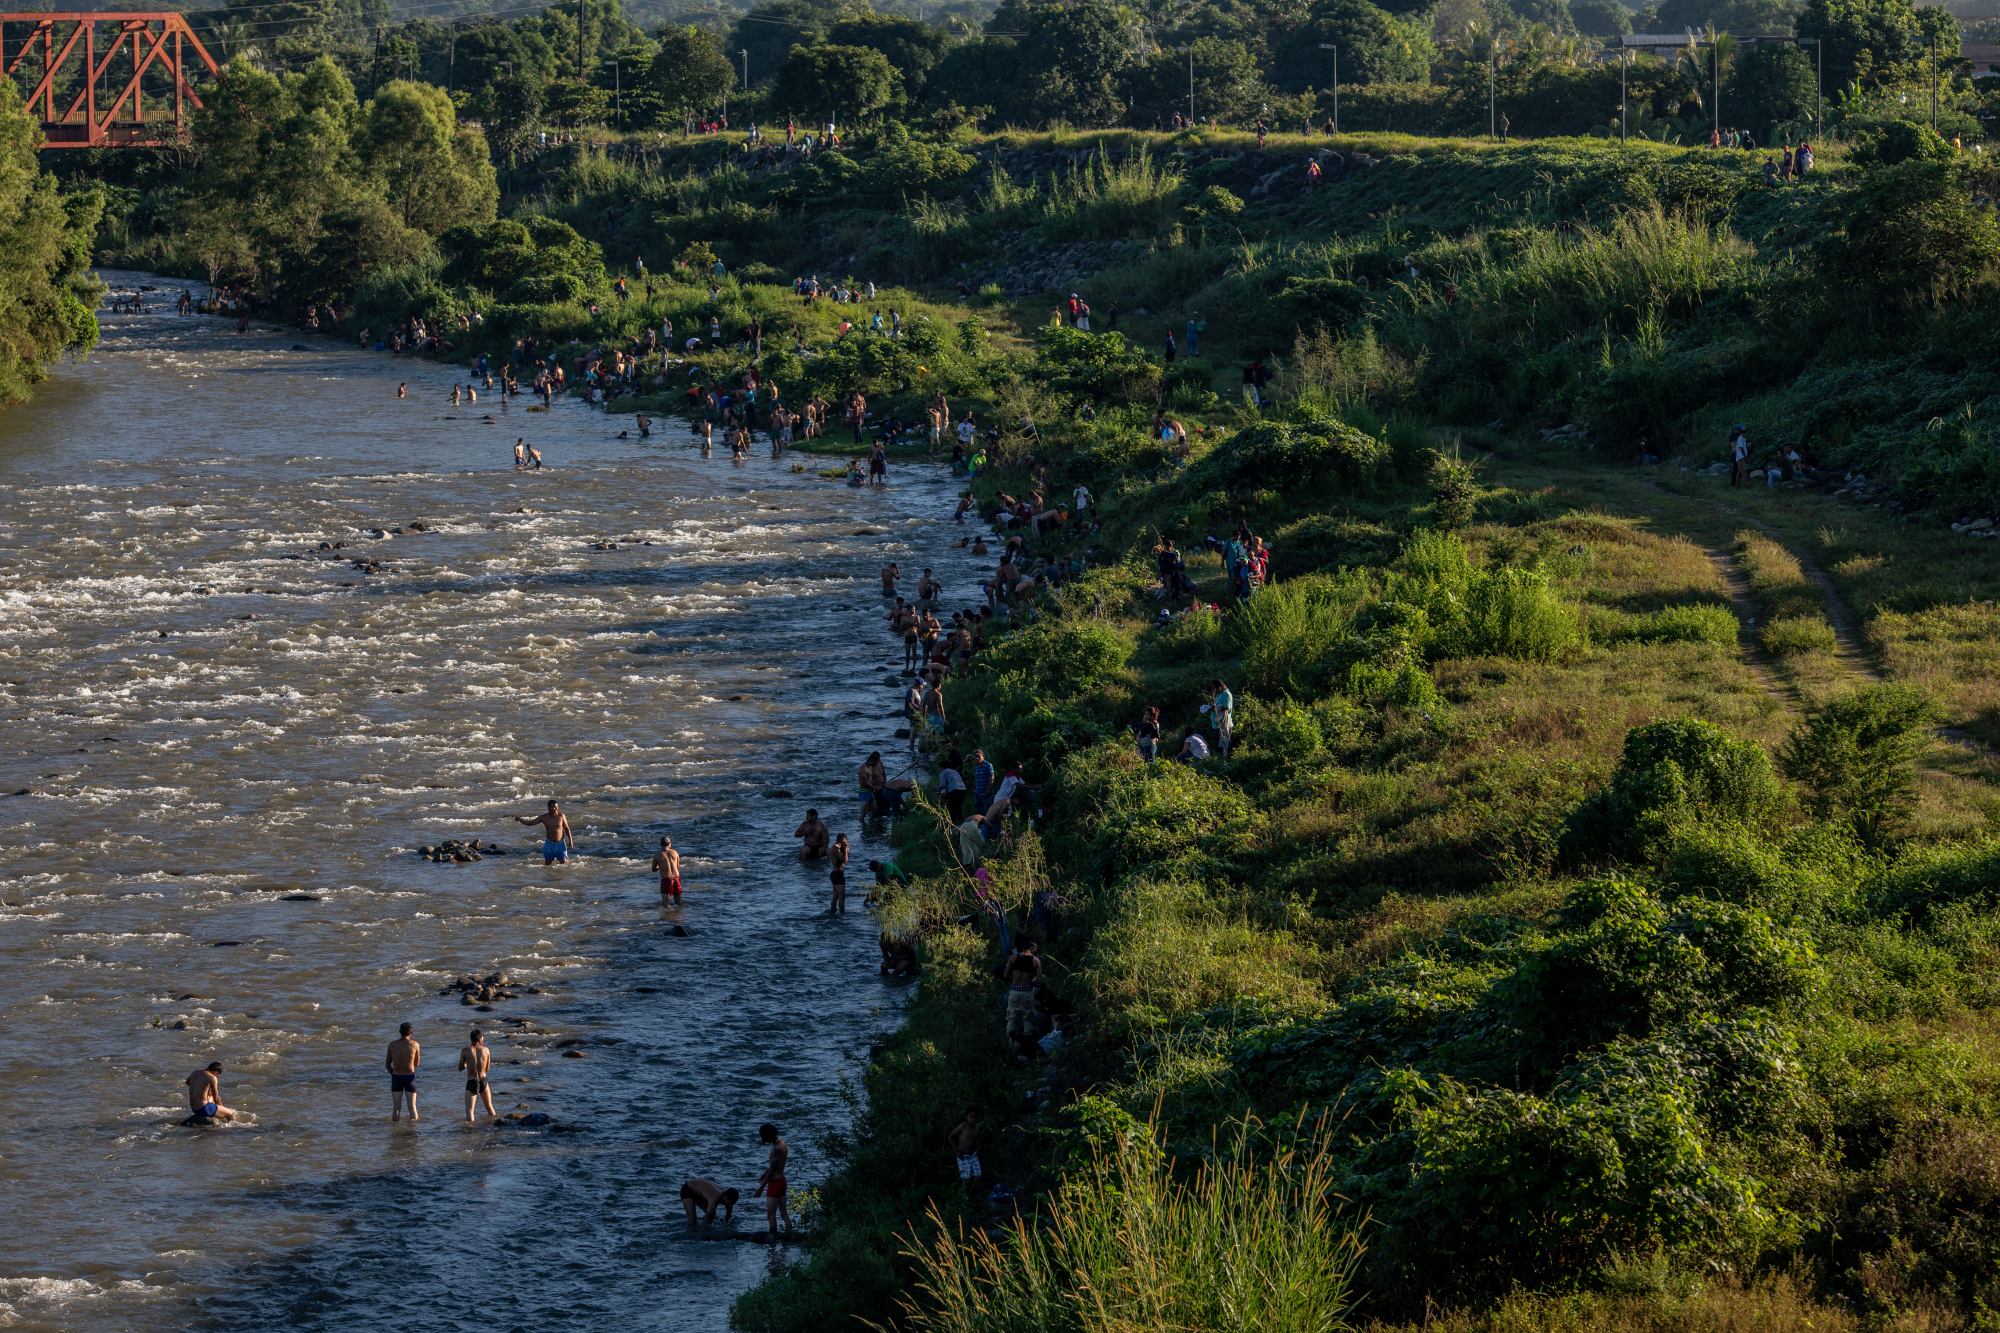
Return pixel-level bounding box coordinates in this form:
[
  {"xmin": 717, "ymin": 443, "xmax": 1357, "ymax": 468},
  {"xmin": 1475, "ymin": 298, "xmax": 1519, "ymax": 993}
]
[{"xmin": 0, "ymin": 272, "xmax": 978, "ymax": 1331}]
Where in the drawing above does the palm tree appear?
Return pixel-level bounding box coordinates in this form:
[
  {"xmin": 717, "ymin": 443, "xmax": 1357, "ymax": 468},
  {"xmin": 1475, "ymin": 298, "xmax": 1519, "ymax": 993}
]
[{"xmin": 1677, "ymin": 23, "xmax": 1739, "ymax": 132}]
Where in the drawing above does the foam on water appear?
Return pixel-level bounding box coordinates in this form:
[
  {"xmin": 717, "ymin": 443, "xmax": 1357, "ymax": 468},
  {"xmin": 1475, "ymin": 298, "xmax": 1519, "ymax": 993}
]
[{"xmin": 0, "ymin": 270, "xmax": 995, "ymax": 1332}]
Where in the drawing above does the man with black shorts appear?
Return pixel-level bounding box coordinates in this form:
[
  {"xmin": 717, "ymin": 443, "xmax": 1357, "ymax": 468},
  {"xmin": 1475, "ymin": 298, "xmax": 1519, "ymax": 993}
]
[
  {"xmin": 387, "ymin": 1023, "xmax": 420, "ymax": 1121},
  {"xmin": 459, "ymin": 1029, "xmax": 496, "ymax": 1122}
]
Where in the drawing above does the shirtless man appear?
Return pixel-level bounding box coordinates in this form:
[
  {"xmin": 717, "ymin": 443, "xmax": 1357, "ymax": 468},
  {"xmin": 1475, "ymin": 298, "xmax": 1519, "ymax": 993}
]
[
  {"xmin": 652, "ymin": 835, "xmax": 682, "ymax": 903},
  {"xmin": 513, "ymin": 439, "xmax": 527, "ymax": 470},
  {"xmin": 879, "ymin": 562, "xmax": 900, "ymax": 598},
  {"xmin": 947, "ymin": 1106, "xmax": 983, "ymax": 1188},
  {"xmin": 793, "ymin": 809, "xmax": 830, "ymax": 861},
  {"xmin": 755, "ymin": 1123, "xmax": 791, "ymax": 1233},
  {"xmin": 386, "ymin": 1022, "xmax": 421, "ymax": 1122},
  {"xmin": 513, "ymin": 799, "xmax": 574, "ymax": 864},
  {"xmin": 185, "ymin": 1061, "xmax": 235, "ymax": 1122},
  {"xmin": 459, "ymin": 1029, "xmax": 496, "ymax": 1122},
  {"xmin": 917, "ymin": 568, "xmax": 942, "ymax": 603},
  {"xmin": 680, "ymin": 1178, "xmax": 740, "ymax": 1223}
]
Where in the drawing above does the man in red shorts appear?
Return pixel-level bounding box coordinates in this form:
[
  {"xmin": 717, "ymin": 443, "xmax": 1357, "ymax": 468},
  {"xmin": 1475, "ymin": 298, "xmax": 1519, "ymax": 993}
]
[
  {"xmin": 755, "ymin": 1122, "xmax": 791, "ymax": 1234},
  {"xmin": 651, "ymin": 836, "xmax": 681, "ymax": 902}
]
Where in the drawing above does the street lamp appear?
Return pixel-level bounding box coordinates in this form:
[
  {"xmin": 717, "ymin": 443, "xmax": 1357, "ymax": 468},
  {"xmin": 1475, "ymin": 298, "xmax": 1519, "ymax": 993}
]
[
  {"xmin": 604, "ymin": 58, "xmax": 620, "ymax": 129},
  {"xmin": 740, "ymin": 48, "xmax": 749, "ymax": 93},
  {"xmin": 1931, "ymin": 30, "xmax": 1939, "ymax": 134},
  {"xmin": 1318, "ymin": 42, "xmax": 1337, "ymax": 133},
  {"xmin": 1799, "ymin": 38, "xmax": 1821, "ymax": 138},
  {"xmin": 1619, "ymin": 45, "xmax": 1630, "ymax": 143},
  {"xmin": 1489, "ymin": 51, "xmax": 1497, "ymax": 140},
  {"xmin": 1176, "ymin": 44, "xmax": 1194, "ymax": 124}
]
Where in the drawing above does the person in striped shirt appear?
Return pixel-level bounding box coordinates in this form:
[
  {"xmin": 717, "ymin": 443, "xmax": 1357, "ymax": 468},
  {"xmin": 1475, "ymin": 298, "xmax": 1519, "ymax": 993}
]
[{"xmin": 970, "ymin": 750, "xmax": 995, "ymax": 817}]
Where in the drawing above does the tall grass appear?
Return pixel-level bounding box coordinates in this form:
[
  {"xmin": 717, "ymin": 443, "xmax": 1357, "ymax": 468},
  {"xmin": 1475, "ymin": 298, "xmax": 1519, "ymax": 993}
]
[
  {"xmin": 1038, "ymin": 148, "xmax": 1185, "ymax": 242},
  {"xmin": 1449, "ymin": 206, "xmax": 1753, "ymax": 342},
  {"xmin": 1230, "ymin": 574, "xmax": 1365, "ymax": 695},
  {"xmin": 885, "ymin": 1117, "xmax": 1367, "ymax": 1333}
]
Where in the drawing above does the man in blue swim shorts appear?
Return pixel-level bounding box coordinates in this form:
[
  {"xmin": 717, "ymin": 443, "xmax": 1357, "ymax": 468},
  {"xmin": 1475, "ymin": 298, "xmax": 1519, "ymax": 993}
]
[{"xmin": 513, "ymin": 798, "xmax": 574, "ymax": 864}]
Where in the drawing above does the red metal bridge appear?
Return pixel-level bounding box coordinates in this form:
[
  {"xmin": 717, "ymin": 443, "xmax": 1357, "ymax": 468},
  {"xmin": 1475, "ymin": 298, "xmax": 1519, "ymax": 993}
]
[{"xmin": 2, "ymin": 12, "xmax": 220, "ymax": 147}]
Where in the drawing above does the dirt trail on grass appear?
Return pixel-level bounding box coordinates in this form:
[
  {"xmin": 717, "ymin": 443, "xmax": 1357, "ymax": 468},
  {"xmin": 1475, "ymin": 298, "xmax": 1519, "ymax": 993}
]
[{"xmin": 1642, "ymin": 482, "xmax": 1992, "ymax": 757}]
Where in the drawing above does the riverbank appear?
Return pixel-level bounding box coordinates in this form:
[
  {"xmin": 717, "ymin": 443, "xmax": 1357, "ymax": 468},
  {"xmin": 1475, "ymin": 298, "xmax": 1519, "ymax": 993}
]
[{"xmin": 730, "ymin": 396, "xmax": 2000, "ymax": 1331}]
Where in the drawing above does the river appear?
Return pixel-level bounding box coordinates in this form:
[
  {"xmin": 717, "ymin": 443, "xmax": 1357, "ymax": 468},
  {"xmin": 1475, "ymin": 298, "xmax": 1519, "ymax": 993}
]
[{"xmin": 0, "ymin": 272, "xmax": 973, "ymax": 1332}]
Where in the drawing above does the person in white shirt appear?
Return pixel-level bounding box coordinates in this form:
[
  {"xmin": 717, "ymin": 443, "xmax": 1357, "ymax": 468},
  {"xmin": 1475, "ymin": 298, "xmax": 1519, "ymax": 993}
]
[
  {"xmin": 1072, "ymin": 484, "xmax": 1091, "ymax": 515},
  {"xmin": 937, "ymin": 764, "xmax": 966, "ymax": 821},
  {"xmin": 1176, "ymin": 729, "xmax": 1210, "ymax": 763}
]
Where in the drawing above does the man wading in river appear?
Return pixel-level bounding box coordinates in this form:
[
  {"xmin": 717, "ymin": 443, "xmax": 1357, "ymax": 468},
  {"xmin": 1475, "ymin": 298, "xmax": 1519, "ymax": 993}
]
[
  {"xmin": 186, "ymin": 1062, "xmax": 235, "ymax": 1122},
  {"xmin": 386, "ymin": 1022, "xmax": 420, "ymax": 1122},
  {"xmin": 652, "ymin": 835, "xmax": 682, "ymax": 902},
  {"xmin": 460, "ymin": 1029, "xmax": 496, "ymax": 1122},
  {"xmin": 513, "ymin": 799, "xmax": 574, "ymax": 864}
]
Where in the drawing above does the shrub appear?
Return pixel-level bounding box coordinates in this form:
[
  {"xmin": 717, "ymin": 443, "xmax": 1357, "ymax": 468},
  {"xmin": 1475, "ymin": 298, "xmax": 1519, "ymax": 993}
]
[
  {"xmin": 1778, "ymin": 684, "xmax": 1941, "ymax": 843},
  {"xmin": 1607, "ymin": 603, "xmax": 1738, "ymax": 646},
  {"xmin": 1867, "ymin": 839, "xmax": 2000, "ymax": 927},
  {"xmin": 1229, "ymin": 575, "xmax": 1355, "ymax": 695},
  {"xmin": 1183, "ymin": 183, "xmax": 1245, "ymax": 222},
  {"xmin": 1562, "ymin": 718, "xmax": 1785, "ymax": 862},
  {"xmin": 1271, "ymin": 514, "xmax": 1398, "ymax": 573},
  {"xmin": 1429, "ymin": 449, "xmax": 1481, "ymax": 530},
  {"xmin": 977, "ymin": 282, "xmax": 1005, "ymax": 306},
  {"xmin": 1456, "ymin": 566, "xmax": 1580, "ymax": 663},
  {"xmin": 1258, "ymin": 703, "xmax": 1325, "ymax": 761},
  {"xmin": 1180, "ymin": 410, "xmax": 1393, "ymax": 497},
  {"xmin": 1759, "ymin": 615, "xmax": 1837, "ymax": 656},
  {"xmin": 1034, "ymin": 326, "xmax": 1159, "ymax": 402}
]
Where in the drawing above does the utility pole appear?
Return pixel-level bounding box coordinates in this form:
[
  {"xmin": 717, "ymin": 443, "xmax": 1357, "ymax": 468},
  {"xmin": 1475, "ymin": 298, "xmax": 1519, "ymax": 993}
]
[
  {"xmin": 577, "ymin": 0, "xmax": 584, "ymax": 82},
  {"xmin": 1188, "ymin": 43, "xmax": 1195, "ymax": 123},
  {"xmin": 605, "ymin": 59, "xmax": 619, "ymax": 128},
  {"xmin": 740, "ymin": 47, "xmax": 748, "ymax": 93},
  {"xmin": 370, "ymin": 25, "xmax": 382, "ymax": 95},
  {"xmin": 1489, "ymin": 52, "xmax": 1495, "ymax": 139},
  {"xmin": 1932, "ymin": 30, "xmax": 1938, "ymax": 133},
  {"xmin": 447, "ymin": 28, "xmax": 455, "ymax": 93},
  {"xmin": 1319, "ymin": 43, "xmax": 1337, "ymax": 133}
]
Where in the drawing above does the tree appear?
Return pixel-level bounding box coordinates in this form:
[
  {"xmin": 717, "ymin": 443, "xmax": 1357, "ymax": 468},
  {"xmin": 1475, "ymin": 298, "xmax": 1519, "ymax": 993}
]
[
  {"xmin": 650, "ymin": 24, "xmax": 736, "ymax": 125},
  {"xmin": 771, "ymin": 44, "xmax": 898, "ymax": 123},
  {"xmin": 361, "ymin": 79, "xmax": 498, "ymax": 235},
  {"xmin": 1016, "ymin": 2, "xmax": 1129, "ymax": 125},
  {"xmin": 1797, "ymin": 0, "xmax": 1935, "ymax": 88},
  {"xmin": 1655, "ymin": 0, "xmax": 1801, "ymax": 35},
  {"xmin": 542, "ymin": 78, "xmax": 612, "ymax": 127},
  {"xmin": 1727, "ymin": 43, "xmax": 1816, "ymax": 134},
  {"xmin": 1569, "ymin": 0, "xmax": 1631, "ymax": 36},
  {"xmin": 1817, "ymin": 156, "xmax": 2000, "ymax": 300},
  {"xmin": 1778, "ymin": 684, "xmax": 1941, "ymax": 843},
  {"xmin": 486, "ymin": 73, "xmax": 543, "ymax": 163},
  {"xmin": 829, "ymin": 15, "xmax": 952, "ymax": 105},
  {"xmin": 1122, "ymin": 37, "xmax": 1260, "ymax": 122},
  {"xmin": 0, "ymin": 78, "xmax": 102, "ymax": 406},
  {"xmin": 1273, "ymin": 0, "xmax": 1434, "ymax": 88},
  {"xmin": 727, "ymin": 0, "xmax": 841, "ymax": 90}
]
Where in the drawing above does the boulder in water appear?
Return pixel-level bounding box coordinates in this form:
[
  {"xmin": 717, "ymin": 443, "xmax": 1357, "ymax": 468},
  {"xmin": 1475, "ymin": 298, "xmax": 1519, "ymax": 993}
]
[
  {"xmin": 562, "ymin": 1049, "xmax": 588, "ymax": 1059},
  {"xmin": 181, "ymin": 1114, "xmax": 218, "ymax": 1127},
  {"xmin": 666, "ymin": 924, "xmax": 696, "ymax": 938}
]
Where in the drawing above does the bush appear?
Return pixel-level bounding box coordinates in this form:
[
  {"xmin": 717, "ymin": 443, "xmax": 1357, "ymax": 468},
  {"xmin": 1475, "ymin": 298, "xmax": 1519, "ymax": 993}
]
[
  {"xmin": 1778, "ymin": 684, "xmax": 1941, "ymax": 843},
  {"xmin": 977, "ymin": 282, "xmax": 1005, "ymax": 306},
  {"xmin": 1607, "ymin": 603, "xmax": 1739, "ymax": 647},
  {"xmin": 1759, "ymin": 615, "xmax": 1837, "ymax": 656},
  {"xmin": 1257, "ymin": 703, "xmax": 1325, "ymax": 761},
  {"xmin": 1034, "ymin": 326, "xmax": 1160, "ymax": 402},
  {"xmin": 1456, "ymin": 566, "xmax": 1580, "ymax": 663},
  {"xmin": 1180, "ymin": 409, "xmax": 1393, "ymax": 497},
  {"xmin": 1230, "ymin": 575, "xmax": 1357, "ymax": 695},
  {"xmin": 1429, "ymin": 449, "xmax": 1481, "ymax": 530},
  {"xmin": 1184, "ymin": 183, "xmax": 1245, "ymax": 222},
  {"xmin": 1271, "ymin": 514, "xmax": 1398, "ymax": 574},
  {"xmin": 1563, "ymin": 718, "xmax": 1785, "ymax": 862}
]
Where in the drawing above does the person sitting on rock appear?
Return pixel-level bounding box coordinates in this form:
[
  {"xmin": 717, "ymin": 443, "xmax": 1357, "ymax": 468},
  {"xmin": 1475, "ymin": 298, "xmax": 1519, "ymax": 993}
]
[{"xmin": 680, "ymin": 1178, "xmax": 740, "ymax": 1222}]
